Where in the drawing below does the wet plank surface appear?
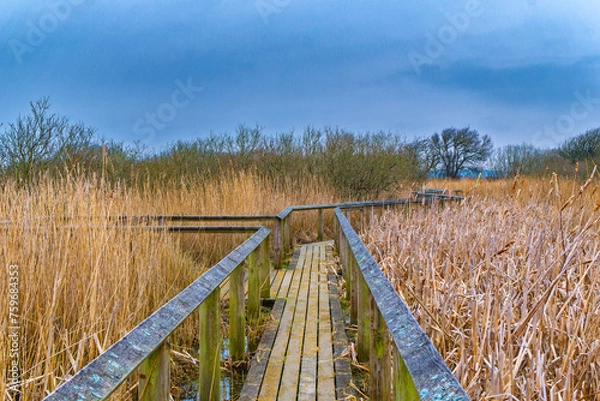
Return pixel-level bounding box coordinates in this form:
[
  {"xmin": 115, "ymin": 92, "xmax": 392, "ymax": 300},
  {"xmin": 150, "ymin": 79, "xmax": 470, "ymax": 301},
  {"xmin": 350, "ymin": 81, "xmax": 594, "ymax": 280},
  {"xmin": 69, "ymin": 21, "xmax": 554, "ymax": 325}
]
[{"xmin": 239, "ymin": 241, "xmax": 353, "ymax": 400}]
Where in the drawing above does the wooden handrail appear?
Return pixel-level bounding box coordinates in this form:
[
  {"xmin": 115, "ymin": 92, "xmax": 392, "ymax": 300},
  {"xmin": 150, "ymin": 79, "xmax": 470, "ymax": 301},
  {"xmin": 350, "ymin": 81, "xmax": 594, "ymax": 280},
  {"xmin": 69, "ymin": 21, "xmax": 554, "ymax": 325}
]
[
  {"xmin": 334, "ymin": 208, "xmax": 468, "ymax": 400},
  {"xmin": 43, "ymin": 227, "xmax": 270, "ymax": 401}
]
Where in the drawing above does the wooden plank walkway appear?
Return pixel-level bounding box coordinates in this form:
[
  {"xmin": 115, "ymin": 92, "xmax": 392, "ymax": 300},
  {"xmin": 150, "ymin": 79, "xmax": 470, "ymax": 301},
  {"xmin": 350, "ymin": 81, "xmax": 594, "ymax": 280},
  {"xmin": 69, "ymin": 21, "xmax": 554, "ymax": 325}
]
[{"xmin": 239, "ymin": 241, "xmax": 355, "ymax": 401}]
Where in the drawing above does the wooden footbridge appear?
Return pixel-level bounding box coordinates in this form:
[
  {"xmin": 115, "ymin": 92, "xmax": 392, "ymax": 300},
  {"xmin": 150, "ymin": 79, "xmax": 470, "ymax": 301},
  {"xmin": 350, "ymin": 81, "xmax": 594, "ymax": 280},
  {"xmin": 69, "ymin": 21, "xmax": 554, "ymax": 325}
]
[{"xmin": 43, "ymin": 192, "xmax": 469, "ymax": 400}]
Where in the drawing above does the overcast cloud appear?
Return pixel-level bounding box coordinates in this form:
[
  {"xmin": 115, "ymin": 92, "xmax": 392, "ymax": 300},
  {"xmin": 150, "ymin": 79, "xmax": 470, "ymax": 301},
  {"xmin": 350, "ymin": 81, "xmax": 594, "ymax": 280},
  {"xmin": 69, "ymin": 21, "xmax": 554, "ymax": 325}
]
[{"xmin": 1, "ymin": 0, "xmax": 599, "ymax": 150}]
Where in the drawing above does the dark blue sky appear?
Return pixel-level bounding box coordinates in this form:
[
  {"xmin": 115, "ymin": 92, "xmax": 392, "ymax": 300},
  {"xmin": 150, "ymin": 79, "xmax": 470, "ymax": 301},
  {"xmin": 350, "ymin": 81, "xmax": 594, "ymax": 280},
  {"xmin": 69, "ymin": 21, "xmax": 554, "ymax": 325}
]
[{"xmin": 1, "ymin": 0, "xmax": 599, "ymax": 150}]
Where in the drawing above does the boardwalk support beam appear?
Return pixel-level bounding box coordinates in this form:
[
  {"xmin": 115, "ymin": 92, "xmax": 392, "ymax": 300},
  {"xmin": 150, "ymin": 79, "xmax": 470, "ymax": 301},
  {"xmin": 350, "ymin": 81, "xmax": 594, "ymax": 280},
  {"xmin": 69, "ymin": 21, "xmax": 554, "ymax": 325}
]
[
  {"xmin": 247, "ymin": 250, "xmax": 260, "ymax": 326},
  {"xmin": 138, "ymin": 341, "xmax": 169, "ymax": 401},
  {"xmin": 199, "ymin": 288, "xmax": 221, "ymax": 401},
  {"xmin": 318, "ymin": 208, "xmax": 324, "ymax": 241},
  {"xmin": 229, "ymin": 264, "xmax": 246, "ymax": 361},
  {"xmin": 259, "ymin": 239, "xmax": 271, "ymax": 299}
]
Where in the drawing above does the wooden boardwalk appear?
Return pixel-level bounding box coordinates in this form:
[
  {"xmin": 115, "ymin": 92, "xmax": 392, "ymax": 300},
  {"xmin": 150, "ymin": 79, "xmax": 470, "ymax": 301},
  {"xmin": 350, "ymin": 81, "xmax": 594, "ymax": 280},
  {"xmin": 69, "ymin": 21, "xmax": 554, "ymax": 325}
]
[
  {"xmin": 42, "ymin": 197, "xmax": 468, "ymax": 401},
  {"xmin": 238, "ymin": 241, "xmax": 354, "ymax": 401}
]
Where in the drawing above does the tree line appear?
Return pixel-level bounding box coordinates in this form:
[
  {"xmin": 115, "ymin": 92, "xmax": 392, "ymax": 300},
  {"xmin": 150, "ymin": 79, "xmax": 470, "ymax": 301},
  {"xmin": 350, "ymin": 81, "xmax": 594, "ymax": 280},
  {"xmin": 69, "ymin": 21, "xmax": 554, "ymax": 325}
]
[{"xmin": 0, "ymin": 98, "xmax": 598, "ymax": 197}]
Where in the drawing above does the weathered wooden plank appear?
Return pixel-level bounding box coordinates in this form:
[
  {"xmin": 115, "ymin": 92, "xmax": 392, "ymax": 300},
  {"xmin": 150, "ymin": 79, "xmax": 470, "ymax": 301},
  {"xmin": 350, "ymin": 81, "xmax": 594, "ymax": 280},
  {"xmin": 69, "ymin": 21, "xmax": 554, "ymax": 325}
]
[
  {"xmin": 137, "ymin": 340, "xmax": 170, "ymax": 401},
  {"xmin": 270, "ymin": 269, "xmax": 286, "ymax": 298},
  {"xmin": 238, "ymin": 298, "xmax": 286, "ymax": 401},
  {"xmin": 247, "ymin": 250, "xmax": 260, "ymax": 326},
  {"xmin": 274, "ymin": 218, "xmax": 282, "ymax": 269},
  {"xmin": 298, "ymin": 245, "xmax": 320, "ymax": 401},
  {"xmin": 276, "ymin": 247, "xmax": 302, "ymax": 298},
  {"xmin": 282, "ymin": 217, "xmax": 289, "ymax": 257},
  {"xmin": 288, "ymin": 214, "xmax": 294, "ymax": 253},
  {"xmin": 229, "ymin": 264, "xmax": 246, "ymax": 361},
  {"xmin": 276, "ymin": 206, "xmax": 294, "ymax": 220},
  {"xmin": 393, "ymin": 347, "xmax": 419, "ymax": 401},
  {"xmin": 370, "ymin": 304, "xmax": 391, "ymax": 400},
  {"xmin": 350, "ymin": 254, "xmax": 358, "ymax": 325},
  {"xmin": 164, "ymin": 225, "xmax": 262, "ymax": 233},
  {"xmin": 357, "ymin": 272, "xmax": 371, "ymax": 364},
  {"xmin": 198, "ymin": 288, "xmax": 221, "ymax": 401},
  {"xmin": 318, "ymin": 208, "xmax": 324, "ymax": 241},
  {"xmin": 328, "ymin": 275, "xmax": 355, "ymax": 400},
  {"xmin": 278, "ymin": 244, "xmax": 313, "ymax": 400},
  {"xmin": 341, "ymin": 237, "xmax": 351, "ymax": 304},
  {"xmin": 259, "ymin": 239, "xmax": 271, "ymax": 299},
  {"xmin": 275, "ymin": 267, "xmax": 294, "ymax": 299},
  {"xmin": 258, "ymin": 246, "xmax": 308, "ymax": 400},
  {"xmin": 282, "ymin": 214, "xmax": 293, "ymax": 256},
  {"xmin": 137, "ymin": 215, "xmax": 278, "ymax": 222},
  {"xmin": 317, "ymin": 245, "xmax": 336, "ymax": 401}
]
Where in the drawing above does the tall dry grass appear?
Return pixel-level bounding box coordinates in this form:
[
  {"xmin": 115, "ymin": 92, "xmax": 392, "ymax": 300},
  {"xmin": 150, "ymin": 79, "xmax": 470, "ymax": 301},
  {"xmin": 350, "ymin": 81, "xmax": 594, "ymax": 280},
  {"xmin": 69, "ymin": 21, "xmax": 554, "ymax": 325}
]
[
  {"xmin": 0, "ymin": 171, "xmax": 335, "ymax": 400},
  {"xmin": 365, "ymin": 176, "xmax": 600, "ymax": 400}
]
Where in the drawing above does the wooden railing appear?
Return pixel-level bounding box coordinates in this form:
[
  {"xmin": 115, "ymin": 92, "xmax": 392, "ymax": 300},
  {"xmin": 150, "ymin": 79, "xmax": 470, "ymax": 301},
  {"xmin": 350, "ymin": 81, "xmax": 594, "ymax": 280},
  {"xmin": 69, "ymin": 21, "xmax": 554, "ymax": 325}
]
[
  {"xmin": 334, "ymin": 207, "xmax": 469, "ymax": 400},
  {"xmin": 44, "ymin": 226, "xmax": 271, "ymax": 401},
  {"xmin": 41, "ymin": 193, "xmax": 466, "ymax": 401}
]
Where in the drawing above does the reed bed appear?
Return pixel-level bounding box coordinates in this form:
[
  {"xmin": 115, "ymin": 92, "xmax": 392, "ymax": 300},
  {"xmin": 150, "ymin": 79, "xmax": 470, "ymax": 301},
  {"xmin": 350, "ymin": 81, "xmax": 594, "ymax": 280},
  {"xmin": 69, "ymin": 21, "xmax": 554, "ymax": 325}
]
[
  {"xmin": 0, "ymin": 171, "xmax": 335, "ymax": 400},
  {"xmin": 364, "ymin": 176, "xmax": 600, "ymax": 400}
]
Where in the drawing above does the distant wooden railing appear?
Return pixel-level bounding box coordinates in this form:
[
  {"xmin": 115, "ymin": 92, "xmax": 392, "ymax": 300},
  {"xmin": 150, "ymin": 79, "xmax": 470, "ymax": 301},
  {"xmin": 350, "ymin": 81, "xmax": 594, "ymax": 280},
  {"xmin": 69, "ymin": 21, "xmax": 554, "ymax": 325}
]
[
  {"xmin": 41, "ymin": 192, "xmax": 465, "ymax": 401},
  {"xmin": 334, "ymin": 207, "xmax": 469, "ymax": 400}
]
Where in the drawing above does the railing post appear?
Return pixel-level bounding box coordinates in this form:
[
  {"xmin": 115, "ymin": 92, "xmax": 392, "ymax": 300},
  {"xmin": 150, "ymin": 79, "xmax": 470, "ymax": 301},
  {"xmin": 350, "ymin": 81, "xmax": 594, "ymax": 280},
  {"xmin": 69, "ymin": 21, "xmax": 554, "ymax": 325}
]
[
  {"xmin": 284, "ymin": 213, "xmax": 293, "ymax": 254},
  {"xmin": 281, "ymin": 216, "xmax": 289, "ymax": 257},
  {"xmin": 274, "ymin": 218, "xmax": 282, "ymax": 269},
  {"xmin": 360, "ymin": 207, "xmax": 366, "ymax": 232},
  {"xmin": 318, "ymin": 208, "xmax": 324, "ymax": 241},
  {"xmin": 289, "ymin": 212, "xmax": 294, "ymax": 252},
  {"xmin": 247, "ymin": 249, "xmax": 260, "ymax": 325},
  {"xmin": 350, "ymin": 254, "xmax": 358, "ymax": 324},
  {"xmin": 259, "ymin": 238, "xmax": 271, "ymax": 299},
  {"xmin": 199, "ymin": 288, "xmax": 221, "ymax": 401},
  {"xmin": 229, "ymin": 264, "xmax": 246, "ymax": 362},
  {"xmin": 357, "ymin": 272, "xmax": 370, "ymax": 363},
  {"xmin": 370, "ymin": 304, "xmax": 391, "ymax": 400},
  {"xmin": 334, "ymin": 215, "xmax": 340, "ymax": 249},
  {"xmin": 341, "ymin": 237, "xmax": 351, "ymax": 303},
  {"xmin": 393, "ymin": 347, "xmax": 419, "ymax": 401},
  {"xmin": 138, "ymin": 341, "xmax": 170, "ymax": 401}
]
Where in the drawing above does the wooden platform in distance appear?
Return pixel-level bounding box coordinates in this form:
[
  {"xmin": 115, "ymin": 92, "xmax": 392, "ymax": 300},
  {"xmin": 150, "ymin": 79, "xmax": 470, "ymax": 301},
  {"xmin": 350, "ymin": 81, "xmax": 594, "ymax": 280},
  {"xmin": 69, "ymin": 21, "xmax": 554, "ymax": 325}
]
[{"xmin": 239, "ymin": 241, "xmax": 355, "ymax": 401}]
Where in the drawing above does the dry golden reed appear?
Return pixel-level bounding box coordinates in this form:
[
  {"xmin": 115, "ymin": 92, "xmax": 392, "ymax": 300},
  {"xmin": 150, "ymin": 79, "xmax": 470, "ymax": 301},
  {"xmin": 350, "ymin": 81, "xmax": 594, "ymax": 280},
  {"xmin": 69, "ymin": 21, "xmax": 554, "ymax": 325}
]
[
  {"xmin": 365, "ymin": 177, "xmax": 600, "ymax": 400},
  {"xmin": 0, "ymin": 171, "xmax": 334, "ymax": 400}
]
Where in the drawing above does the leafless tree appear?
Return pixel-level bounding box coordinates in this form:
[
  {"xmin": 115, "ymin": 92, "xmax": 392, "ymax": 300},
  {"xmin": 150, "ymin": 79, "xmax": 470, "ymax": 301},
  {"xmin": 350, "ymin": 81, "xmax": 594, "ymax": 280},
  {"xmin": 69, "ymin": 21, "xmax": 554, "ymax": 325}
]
[{"xmin": 425, "ymin": 127, "xmax": 493, "ymax": 179}]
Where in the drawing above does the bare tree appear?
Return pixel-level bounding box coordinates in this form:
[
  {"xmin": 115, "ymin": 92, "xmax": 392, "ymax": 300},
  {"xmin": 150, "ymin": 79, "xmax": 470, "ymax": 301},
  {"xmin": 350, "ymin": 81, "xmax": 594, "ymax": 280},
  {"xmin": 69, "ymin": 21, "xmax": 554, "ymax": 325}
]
[
  {"xmin": 425, "ymin": 127, "xmax": 493, "ymax": 179},
  {"xmin": 558, "ymin": 128, "xmax": 600, "ymax": 164},
  {"xmin": 492, "ymin": 143, "xmax": 551, "ymax": 178},
  {"xmin": 0, "ymin": 98, "xmax": 95, "ymax": 181}
]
